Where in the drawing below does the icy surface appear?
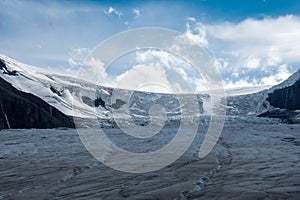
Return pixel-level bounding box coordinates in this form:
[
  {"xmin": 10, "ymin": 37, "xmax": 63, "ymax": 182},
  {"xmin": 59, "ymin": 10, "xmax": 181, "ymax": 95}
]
[
  {"xmin": 0, "ymin": 122, "xmax": 299, "ymax": 199},
  {"xmin": 0, "ymin": 54, "xmax": 98, "ymax": 118},
  {"xmin": 226, "ymin": 68, "xmax": 300, "ymax": 116},
  {"xmin": 0, "ymin": 54, "xmax": 206, "ymax": 121},
  {"xmin": 1, "ymin": 54, "xmax": 299, "ymax": 199}
]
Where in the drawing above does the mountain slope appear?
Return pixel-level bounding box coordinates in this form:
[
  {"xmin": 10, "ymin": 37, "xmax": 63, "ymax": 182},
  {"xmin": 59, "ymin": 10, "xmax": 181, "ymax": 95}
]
[
  {"xmin": 0, "ymin": 55, "xmax": 101, "ymax": 119},
  {"xmin": 0, "ymin": 75, "xmax": 74, "ymax": 129},
  {"xmin": 227, "ymin": 68, "xmax": 300, "ymax": 123},
  {"xmin": 0, "ymin": 54, "xmax": 205, "ymax": 129},
  {"xmin": 2, "ymin": 53, "xmax": 298, "ymax": 128},
  {"xmin": 258, "ymin": 77, "xmax": 300, "ymax": 123},
  {"xmin": 267, "ymin": 78, "xmax": 300, "ymax": 110}
]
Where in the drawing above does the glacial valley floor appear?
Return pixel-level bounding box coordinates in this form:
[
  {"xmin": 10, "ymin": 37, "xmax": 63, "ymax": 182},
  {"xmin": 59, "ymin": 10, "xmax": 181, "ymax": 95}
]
[{"xmin": 0, "ymin": 123, "xmax": 299, "ymax": 199}]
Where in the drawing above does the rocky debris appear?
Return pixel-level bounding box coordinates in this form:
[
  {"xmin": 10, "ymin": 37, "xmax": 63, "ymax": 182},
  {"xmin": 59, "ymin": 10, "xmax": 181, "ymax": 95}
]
[{"xmin": 258, "ymin": 108, "xmax": 300, "ymax": 124}]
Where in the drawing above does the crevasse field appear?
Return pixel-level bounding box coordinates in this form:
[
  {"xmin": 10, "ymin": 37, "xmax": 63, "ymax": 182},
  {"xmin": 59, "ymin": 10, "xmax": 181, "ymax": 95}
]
[{"xmin": 1, "ymin": 118, "xmax": 299, "ymax": 199}]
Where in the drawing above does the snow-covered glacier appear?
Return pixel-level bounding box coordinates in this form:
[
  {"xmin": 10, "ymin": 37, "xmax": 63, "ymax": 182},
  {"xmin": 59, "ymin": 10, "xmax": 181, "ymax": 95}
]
[
  {"xmin": 0, "ymin": 54, "xmax": 207, "ymax": 128},
  {"xmin": 1, "ymin": 53, "xmax": 300, "ymax": 128},
  {"xmin": 1, "ymin": 54, "xmax": 300, "ymax": 199}
]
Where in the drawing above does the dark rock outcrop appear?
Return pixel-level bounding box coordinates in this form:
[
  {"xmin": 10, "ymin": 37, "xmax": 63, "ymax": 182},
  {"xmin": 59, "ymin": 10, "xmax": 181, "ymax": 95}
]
[
  {"xmin": 258, "ymin": 77, "xmax": 300, "ymax": 123},
  {"xmin": 0, "ymin": 77, "xmax": 74, "ymax": 129},
  {"xmin": 0, "ymin": 59, "xmax": 18, "ymax": 76},
  {"xmin": 258, "ymin": 108, "xmax": 300, "ymax": 124},
  {"xmin": 81, "ymin": 96, "xmax": 107, "ymax": 109},
  {"xmin": 267, "ymin": 79, "xmax": 300, "ymax": 110},
  {"xmin": 50, "ymin": 85, "xmax": 63, "ymax": 96},
  {"xmin": 95, "ymin": 97, "xmax": 106, "ymax": 108}
]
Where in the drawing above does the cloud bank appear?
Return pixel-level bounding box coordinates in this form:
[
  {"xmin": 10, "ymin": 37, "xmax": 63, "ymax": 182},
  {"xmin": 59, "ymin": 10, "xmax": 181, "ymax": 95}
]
[
  {"xmin": 92, "ymin": 15, "xmax": 300, "ymax": 92},
  {"xmin": 205, "ymin": 15, "xmax": 300, "ymax": 88}
]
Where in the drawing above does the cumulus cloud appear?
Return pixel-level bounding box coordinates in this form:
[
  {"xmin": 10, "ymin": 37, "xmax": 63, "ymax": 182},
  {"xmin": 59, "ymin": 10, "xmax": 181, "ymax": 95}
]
[
  {"xmin": 77, "ymin": 15, "xmax": 300, "ymax": 92},
  {"xmin": 202, "ymin": 15, "xmax": 300, "ymax": 87},
  {"xmin": 157, "ymin": 15, "xmax": 299, "ymax": 90},
  {"xmin": 184, "ymin": 17, "xmax": 208, "ymax": 46},
  {"xmin": 134, "ymin": 49, "xmax": 208, "ymax": 93},
  {"xmin": 132, "ymin": 8, "xmax": 140, "ymax": 18},
  {"xmin": 94, "ymin": 47, "xmax": 209, "ymax": 93},
  {"xmin": 244, "ymin": 56, "xmax": 261, "ymax": 69},
  {"xmin": 207, "ymin": 15, "xmax": 300, "ymax": 65},
  {"xmin": 66, "ymin": 48, "xmax": 91, "ymax": 74},
  {"xmin": 115, "ymin": 63, "xmax": 173, "ymax": 93},
  {"xmin": 226, "ymin": 79, "xmax": 258, "ymax": 89},
  {"xmin": 80, "ymin": 57, "xmax": 107, "ymax": 83},
  {"xmin": 105, "ymin": 6, "xmax": 123, "ymax": 17},
  {"xmin": 104, "ymin": 6, "xmax": 141, "ymax": 26},
  {"xmin": 68, "ymin": 57, "xmax": 78, "ymax": 67},
  {"xmin": 261, "ymin": 64, "xmax": 291, "ymax": 85}
]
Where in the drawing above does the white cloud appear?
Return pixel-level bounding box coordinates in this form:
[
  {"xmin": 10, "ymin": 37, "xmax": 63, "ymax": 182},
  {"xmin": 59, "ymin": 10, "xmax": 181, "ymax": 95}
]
[
  {"xmin": 68, "ymin": 47, "xmax": 91, "ymax": 67},
  {"xmin": 207, "ymin": 15, "xmax": 300, "ymax": 65},
  {"xmin": 244, "ymin": 56, "xmax": 261, "ymax": 69},
  {"xmin": 132, "ymin": 8, "xmax": 140, "ymax": 18},
  {"xmin": 267, "ymin": 46, "xmax": 281, "ymax": 66},
  {"xmin": 80, "ymin": 57, "xmax": 107, "ymax": 83},
  {"xmin": 214, "ymin": 58, "xmax": 229, "ymax": 70},
  {"xmin": 107, "ymin": 7, "xmax": 114, "ymax": 14},
  {"xmin": 68, "ymin": 57, "xmax": 78, "ymax": 67},
  {"xmin": 76, "ymin": 16, "xmax": 300, "ymax": 92},
  {"xmin": 261, "ymin": 65, "xmax": 292, "ymax": 85},
  {"xmin": 74, "ymin": 16, "xmax": 300, "ymax": 92},
  {"xmin": 134, "ymin": 49, "xmax": 212, "ymax": 93},
  {"xmin": 184, "ymin": 17, "xmax": 208, "ymax": 46},
  {"xmin": 226, "ymin": 79, "xmax": 257, "ymax": 89},
  {"xmin": 115, "ymin": 63, "xmax": 172, "ymax": 93},
  {"xmin": 105, "ymin": 6, "xmax": 123, "ymax": 17},
  {"xmin": 72, "ymin": 47, "xmax": 90, "ymax": 55},
  {"xmin": 198, "ymin": 15, "xmax": 300, "ymax": 88}
]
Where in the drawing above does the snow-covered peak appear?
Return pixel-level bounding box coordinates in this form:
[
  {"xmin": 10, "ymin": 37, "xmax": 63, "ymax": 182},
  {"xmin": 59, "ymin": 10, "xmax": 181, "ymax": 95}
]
[
  {"xmin": 0, "ymin": 54, "xmax": 205, "ymax": 121},
  {"xmin": 0, "ymin": 54, "xmax": 109, "ymax": 119}
]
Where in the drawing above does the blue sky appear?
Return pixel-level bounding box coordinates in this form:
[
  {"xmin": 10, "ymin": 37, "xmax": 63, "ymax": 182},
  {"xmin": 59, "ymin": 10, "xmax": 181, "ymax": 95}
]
[{"xmin": 1, "ymin": 0, "xmax": 300, "ymax": 89}]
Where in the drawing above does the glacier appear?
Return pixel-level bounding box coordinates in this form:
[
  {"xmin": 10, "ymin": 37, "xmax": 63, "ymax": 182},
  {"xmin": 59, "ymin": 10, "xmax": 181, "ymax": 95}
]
[{"xmin": 1, "ymin": 54, "xmax": 300, "ymax": 199}]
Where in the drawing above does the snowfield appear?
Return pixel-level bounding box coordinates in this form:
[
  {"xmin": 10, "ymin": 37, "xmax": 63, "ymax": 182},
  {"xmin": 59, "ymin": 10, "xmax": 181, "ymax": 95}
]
[
  {"xmin": 2, "ymin": 53, "xmax": 299, "ymax": 125},
  {"xmin": 0, "ymin": 54, "xmax": 207, "ymax": 123}
]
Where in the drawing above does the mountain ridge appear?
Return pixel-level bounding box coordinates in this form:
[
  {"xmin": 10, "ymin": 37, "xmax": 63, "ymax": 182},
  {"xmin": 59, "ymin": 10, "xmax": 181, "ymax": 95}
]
[{"xmin": 1, "ymin": 54, "xmax": 300, "ymax": 128}]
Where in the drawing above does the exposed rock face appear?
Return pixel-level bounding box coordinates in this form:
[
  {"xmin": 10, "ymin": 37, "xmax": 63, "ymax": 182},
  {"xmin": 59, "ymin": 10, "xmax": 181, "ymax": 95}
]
[
  {"xmin": 0, "ymin": 77, "xmax": 74, "ymax": 129},
  {"xmin": 258, "ymin": 77, "xmax": 300, "ymax": 123},
  {"xmin": 267, "ymin": 79, "xmax": 300, "ymax": 110},
  {"xmin": 0, "ymin": 59, "xmax": 17, "ymax": 76}
]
